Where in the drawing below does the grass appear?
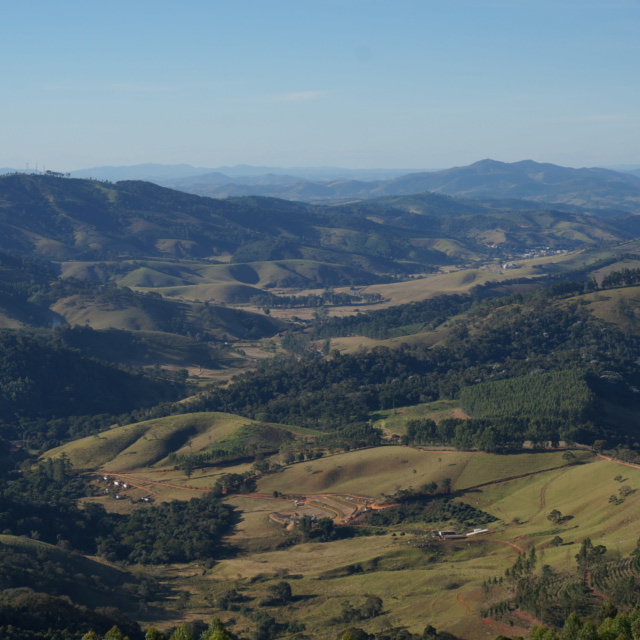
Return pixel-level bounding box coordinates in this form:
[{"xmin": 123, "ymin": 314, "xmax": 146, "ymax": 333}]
[
  {"xmin": 575, "ymin": 286, "xmax": 640, "ymax": 334},
  {"xmin": 454, "ymin": 450, "xmax": 575, "ymax": 490},
  {"xmin": 51, "ymin": 293, "xmax": 160, "ymax": 331},
  {"xmin": 371, "ymin": 400, "xmax": 466, "ymax": 436},
  {"xmin": 473, "ymin": 457, "xmax": 640, "ymax": 563},
  {"xmin": 258, "ymin": 447, "xmax": 475, "ymax": 499},
  {"xmin": 60, "ymin": 446, "xmax": 637, "ymax": 639},
  {"xmin": 258, "ymin": 448, "xmax": 576, "ymax": 499},
  {"xmin": 42, "ymin": 412, "xmax": 254, "ymax": 472},
  {"xmin": 140, "ymin": 259, "xmax": 380, "ymax": 302},
  {"xmin": 194, "ymin": 532, "xmax": 515, "ymax": 640},
  {"xmin": 329, "ymin": 327, "xmax": 453, "ymax": 354}
]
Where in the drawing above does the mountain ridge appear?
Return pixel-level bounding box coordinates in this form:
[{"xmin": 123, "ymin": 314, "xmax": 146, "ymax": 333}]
[{"xmin": 156, "ymin": 158, "xmax": 640, "ymax": 212}]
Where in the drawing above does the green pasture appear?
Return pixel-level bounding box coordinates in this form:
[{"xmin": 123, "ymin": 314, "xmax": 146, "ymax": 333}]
[
  {"xmin": 371, "ymin": 400, "xmax": 464, "ymax": 436},
  {"xmin": 454, "ymin": 450, "xmax": 577, "ymax": 490},
  {"xmin": 196, "ymin": 531, "xmax": 516, "ymax": 640},
  {"xmin": 258, "ymin": 447, "xmax": 474, "ymax": 499},
  {"xmin": 471, "ymin": 457, "xmax": 640, "ymax": 563},
  {"xmin": 42, "ymin": 412, "xmax": 253, "ymax": 472}
]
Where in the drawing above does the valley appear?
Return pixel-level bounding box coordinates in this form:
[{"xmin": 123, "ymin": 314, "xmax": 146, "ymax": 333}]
[{"xmin": 3, "ymin": 170, "xmax": 640, "ymax": 639}]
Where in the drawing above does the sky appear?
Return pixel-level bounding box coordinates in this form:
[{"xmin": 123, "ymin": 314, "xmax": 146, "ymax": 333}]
[{"xmin": 1, "ymin": 0, "xmax": 639, "ymax": 172}]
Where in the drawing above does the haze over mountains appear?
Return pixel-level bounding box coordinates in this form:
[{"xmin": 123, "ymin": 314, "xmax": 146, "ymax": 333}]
[
  {"xmin": 156, "ymin": 159, "xmax": 640, "ymax": 212},
  {"xmin": 4, "ymin": 159, "xmax": 640, "ymax": 214}
]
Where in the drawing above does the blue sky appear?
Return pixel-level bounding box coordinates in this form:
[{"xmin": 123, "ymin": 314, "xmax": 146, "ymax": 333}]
[{"xmin": 2, "ymin": 0, "xmax": 639, "ymax": 171}]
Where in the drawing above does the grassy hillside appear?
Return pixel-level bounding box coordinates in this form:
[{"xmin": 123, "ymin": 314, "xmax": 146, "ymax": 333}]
[
  {"xmin": 256, "ymin": 447, "xmax": 572, "ymax": 499},
  {"xmin": 50, "ymin": 287, "xmax": 286, "ymax": 339},
  {"xmin": 42, "ymin": 412, "xmax": 253, "ymax": 471},
  {"xmin": 0, "ymin": 534, "xmax": 140, "ymax": 609},
  {"xmin": 156, "ymin": 450, "xmax": 637, "ymax": 640},
  {"xmin": 43, "ymin": 412, "xmax": 322, "ymax": 473}
]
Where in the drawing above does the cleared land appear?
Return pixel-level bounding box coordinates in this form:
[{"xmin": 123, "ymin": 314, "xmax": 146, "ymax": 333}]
[{"xmin": 161, "ymin": 451, "xmax": 639, "ymax": 640}]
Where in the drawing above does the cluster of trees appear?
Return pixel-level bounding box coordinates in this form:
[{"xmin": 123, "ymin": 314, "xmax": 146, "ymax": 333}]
[
  {"xmin": 362, "ymin": 496, "xmax": 496, "ymax": 529},
  {"xmin": 181, "ymin": 300, "xmax": 640, "ymax": 447},
  {"xmin": 0, "ymin": 457, "xmax": 235, "ymax": 565},
  {"xmin": 400, "ymin": 415, "xmax": 569, "ymax": 452},
  {"xmin": 337, "ymin": 595, "xmax": 384, "ymax": 624},
  {"xmin": 0, "ymin": 464, "xmax": 118, "ymax": 553},
  {"xmin": 529, "ymin": 602, "xmax": 640, "ymax": 640},
  {"xmin": 310, "ymin": 293, "xmax": 473, "ymax": 340},
  {"xmin": 459, "ymin": 369, "xmax": 595, "ymax": 425},
  {"xmin": 0, "ymin": 542, "xmax": 162, "ymax": 618},
  {"xmin": 169, "ymin": 442, "xmax": 255, "ymax": 474},
  {"xmin": 96, "ymin": 491, "xmax": 234, "ymax": 565},
  {"xmin": 601, "ymin": 267, "xmax": 640, "ymax": 290},
  {"xmin": 0, "ymin": 589, "xmax": 143, "ymax": 640},
  {"xmin": 484, "ymin": 538, "xmax": 640, "ymax": 628},
  {"xmin": 0, "ymin": 251, "xmax": 55, "ymax": 324},
  {"xmin": 337, "ymin": 622, "xmax": 462, "ymax": 640}
]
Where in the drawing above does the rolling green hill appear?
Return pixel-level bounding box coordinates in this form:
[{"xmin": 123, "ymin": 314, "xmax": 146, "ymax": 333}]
[{"xmin": 43, "ymin": 412, "xmax": 320, "ymax": 472}]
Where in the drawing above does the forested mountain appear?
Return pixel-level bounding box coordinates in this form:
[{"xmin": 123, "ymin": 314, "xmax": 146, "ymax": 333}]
[
  {"xmin": 160, "ymin": 159, "xmax": 640, "ymax": 213},
  {"xmin": 1, "ymin": 173, "xmax": 639, "ymax": 277},
  {"xmin": 0, "ymin": 173, "xmax": 455, "ymax": 270},
  {"xmin": 0, "ymin": 330, "xmax": 186, "ymax": 435}
]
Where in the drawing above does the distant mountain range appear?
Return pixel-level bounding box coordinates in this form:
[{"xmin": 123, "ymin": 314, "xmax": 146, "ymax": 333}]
[
  {"xmin": 2, "ymin": 172, "xmax": 640, "ymax": 271},
  {"xmin": 3, "ymin": 160, "xmax": 640, "ymax": 213},
  {"xmin": 156, "ymin": 159, "xmax": 640, "ymax": 213},
  {"xmin": 67, "ymin": 164, "xmax": 426, "ymax": 182}
]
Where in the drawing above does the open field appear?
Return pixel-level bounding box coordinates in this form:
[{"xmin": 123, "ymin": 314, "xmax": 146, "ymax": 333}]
[
  {"xmin": 151, "ymin": 450, "xmax": 640, "ymax": 640},
  {"xmin": 371, "ymin": 400, "xmax": 466, "ymax": 436},
  {"xmin": 259, "ymin": 448, "xmax": 471, "ymax": 499},
  {"xmin": 257, "ymin": 448, "xmax": 575, "ymax": 499},
  {"xmin": 469, "ymin": 457, "xmax": 640, "ymax": 574},
  {"xmin": 195, "ymin": 535, "xmax": 507, "ymax": 640},
  {"xmin": 329, "ymin": 326, "xmax": 454, "ymax": 354}
]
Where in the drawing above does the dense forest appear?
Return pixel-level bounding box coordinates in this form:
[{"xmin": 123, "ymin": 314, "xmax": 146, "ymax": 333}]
[
  {"xmin": 0, "ymin": 331, "xmax": 186, "ymax": 438},
  {"xmin": 0, "ymin": 457, "xmax": 235, "ymax": 565},
  {"xmin": 185, "ymin": 294, "xmax": 640, "ymax": 448}
]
